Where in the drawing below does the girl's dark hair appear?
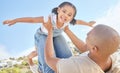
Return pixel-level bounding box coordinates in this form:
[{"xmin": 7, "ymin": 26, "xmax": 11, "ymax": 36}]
[{"xmin": 52, "ymin": 2, "xmax": 77, "ymax": 25}]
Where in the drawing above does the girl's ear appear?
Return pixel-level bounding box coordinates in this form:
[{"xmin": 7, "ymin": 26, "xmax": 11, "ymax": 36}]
[{"xmin": 57, "ymin": 7, "xmax": 60, "ymax": 13}]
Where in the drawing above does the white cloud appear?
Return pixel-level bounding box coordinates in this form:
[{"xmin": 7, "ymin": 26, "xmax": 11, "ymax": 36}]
[
  {"xmin": 0, "ymin": 45, "xmax": 36, "ymax": 60},
  {"xmin": 95, "ymin": 1, "xmax": 120, "ymax": 34},
  {"xmin": 0, "ymin": 45, "xmax": 11, "ymax": 60}
]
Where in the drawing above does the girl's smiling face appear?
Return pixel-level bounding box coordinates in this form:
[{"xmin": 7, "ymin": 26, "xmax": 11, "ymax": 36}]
[{"xmin": 57, "ymin": 5, "xmax": 75, "ymax": 24}]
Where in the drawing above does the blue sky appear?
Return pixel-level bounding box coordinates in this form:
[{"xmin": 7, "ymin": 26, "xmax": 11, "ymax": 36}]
[{"xmin": 0, "ymin": 0, "xmax": 120, "ymax": 59}]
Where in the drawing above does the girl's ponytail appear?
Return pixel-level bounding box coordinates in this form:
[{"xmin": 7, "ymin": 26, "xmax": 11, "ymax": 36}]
[
  {"xmin": 70, "ymin": 18, "xmax": 76, "ymax": 25},
  {"xmin": 52, "ymin": 7, "xmax": 58, "ymax": 15}
]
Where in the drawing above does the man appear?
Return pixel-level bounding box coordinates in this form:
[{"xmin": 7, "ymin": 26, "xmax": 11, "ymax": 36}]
[{"xmin": 44, "ymin": 24, "xmax": 120, "ymax": 73}]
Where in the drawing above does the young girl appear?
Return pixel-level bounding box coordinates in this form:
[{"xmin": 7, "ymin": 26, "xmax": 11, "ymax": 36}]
[{"xmin": 3, "ymin": 1, "xmax": 95, "ymax": 73}]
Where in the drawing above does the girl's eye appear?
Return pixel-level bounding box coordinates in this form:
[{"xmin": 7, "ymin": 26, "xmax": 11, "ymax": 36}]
[
  {"xmin": 68, "ymin": 14, "xmax": 72, "ymax": 17},
  {"xmin": 62, "ymin": 10, "xmax": 66, "ymax": 13}
]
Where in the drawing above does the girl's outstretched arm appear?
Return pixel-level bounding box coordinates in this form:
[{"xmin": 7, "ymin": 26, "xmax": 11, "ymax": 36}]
[
  {"xmin": 76, "ymin": 20, "xmax": 96, "ymax": 27},
  {"xmin": 3, "ymin": 16, "xmax": 44, "ymax": 26}
]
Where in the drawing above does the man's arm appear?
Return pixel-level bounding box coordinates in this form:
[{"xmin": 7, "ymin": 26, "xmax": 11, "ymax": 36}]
[
  {"xmin": 64, "ymin": 26, "xmax": 87, "ymax": 53},
  {"xmin": 44, "ymin": 21, "xmax": 60, "ymax": 72}
]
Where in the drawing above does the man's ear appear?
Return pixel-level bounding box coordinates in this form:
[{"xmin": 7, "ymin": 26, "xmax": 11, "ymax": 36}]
[
  {"xmin": 93, "ymin": 46, "xmax": 98, "ymax": 52},
  {"xmin": 91, "ymin": 46, "xmax": 98, "ymax": 53}
]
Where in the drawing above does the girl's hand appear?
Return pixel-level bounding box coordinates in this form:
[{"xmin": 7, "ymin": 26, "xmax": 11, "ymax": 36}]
[
  {"xmin": 88, "ymin": 21, "xmax": 96, "ymax": 27},
  {"xmin": 3, "ymin": 20, "xmax": 17, "ymax": 26}
]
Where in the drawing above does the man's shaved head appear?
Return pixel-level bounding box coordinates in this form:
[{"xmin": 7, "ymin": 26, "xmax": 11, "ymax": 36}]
[{"xmin": 87, "ymin": 24, "xmax": 120, "ymax": 55}]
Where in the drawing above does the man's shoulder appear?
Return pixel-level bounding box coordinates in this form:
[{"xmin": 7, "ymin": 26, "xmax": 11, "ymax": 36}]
[
  {"xmin": 56, "ymin": 52, "xmax": 91, "ymax": 70},
  {"xmin": 56, "ymin": 52, "xmax": 103, "ymax": 73},
  {"xmin": 58, "ymin": 51, "xmax": 89, "ymax": 63}
]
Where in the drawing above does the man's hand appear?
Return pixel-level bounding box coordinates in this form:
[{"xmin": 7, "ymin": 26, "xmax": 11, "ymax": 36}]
[
  {"xmin": 43, "ymin": 16, "xmax": 53, "ymax": 32},
  {"xmin": 64, "ymin": 25, "xmax": 69, "ymax": 32}
]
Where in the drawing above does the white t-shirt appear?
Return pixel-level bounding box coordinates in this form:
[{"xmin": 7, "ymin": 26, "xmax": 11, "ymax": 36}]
[
  {"xmin": 106, "ymin": 50, "xmax": 120, "ymax": 73},
  {"xmin": 41, "ymin": 13, "xmax": 69, "ymax": 35},
  {"xmin": 57, "ymin": 51, "xmax": 120, "ymax": 73}
]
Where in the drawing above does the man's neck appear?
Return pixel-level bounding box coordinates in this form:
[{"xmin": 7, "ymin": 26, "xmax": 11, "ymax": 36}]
[{"xmin": 88, "ymin": 53, "xmax": 112, "ymax": 72}]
